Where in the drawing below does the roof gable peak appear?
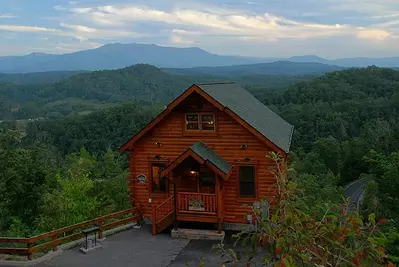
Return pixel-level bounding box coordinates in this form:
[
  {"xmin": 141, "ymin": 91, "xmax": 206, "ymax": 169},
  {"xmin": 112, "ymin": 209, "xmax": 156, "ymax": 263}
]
[{"xmin": 120, "ymin": 83, "xmax": 293, "ymax": 153}]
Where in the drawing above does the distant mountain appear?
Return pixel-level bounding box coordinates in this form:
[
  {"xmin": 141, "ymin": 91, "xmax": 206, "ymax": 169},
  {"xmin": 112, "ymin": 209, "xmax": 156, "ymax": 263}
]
[
  {"xmin": 288, "ymin": 55, "xmax": 329, "ymax": 64},
  {"xmin": 288, "ymin": 55, "xmax": 399, "ymax": 68},
  {"xmin": 0, "ymin": 43, "xmax": 275, "ymax": 73},
  {"xmin": 0, "ymin": 43, "xmax": 397, "ymax": 74},
  {"xmin": 164, "ymin": 61, "xmax": 345, "ymax": 76}
]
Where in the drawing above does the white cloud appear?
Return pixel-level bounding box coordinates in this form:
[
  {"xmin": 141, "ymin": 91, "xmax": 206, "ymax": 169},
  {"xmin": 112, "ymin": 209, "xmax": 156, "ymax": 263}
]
[
  {"xmin": 67, "ymin": 4, "xmax": 395, "ymax": 43},
  {"xmin": 60, "ymin": 23, "xmax": 98, "ymax": 33},
  {"xmin": 0, "ymin": 14, "xmax": 17, "ymax": 19},
  {"xmin": 169, "ymin": 34, "xmax": 194, "ymax": 45},
  {"xmin": 375, "ymin": 20, "xmax": 399, "ymax": 28},
  {"xmin": 0, "ymin": 25, "xmax": 60, "ymax": 33},
  {"xmin": 357, "ymin": 29, "xmax": 391, "ymax": 40},
  {"xmin": 372, "ymin": 13, "xmax": 399, "ymax": 19},
  {"xmin": 3, "ymin": 0, "xmax": 399, "ymax": 57},
  {"xmin": 0, "ymin": 22, "xmax": 142, "ymax": 44},
  {"xmin": 59, "ymin": 22, "xmax": 145, "ymax": 41},
  {"xmin": 71, "ymin": 7, "xmax": 93, "ymax": 14},
  {"xmin": 53, "ymin": 5, "xmax": 66, "ymax": 11},
  {"xmin": 328, "ymin": 0, "xmax": 398, "ymax": 16},
  {"xmin": 26, "ymin": 40, "xmax": 102, "ymax": 54}
]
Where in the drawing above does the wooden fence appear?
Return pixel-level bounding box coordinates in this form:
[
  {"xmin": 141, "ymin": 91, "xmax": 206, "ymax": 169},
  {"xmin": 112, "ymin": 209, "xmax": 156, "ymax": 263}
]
[{"xmin": 0, "ymin": 207, "xmax": 142, "ymax": 260}]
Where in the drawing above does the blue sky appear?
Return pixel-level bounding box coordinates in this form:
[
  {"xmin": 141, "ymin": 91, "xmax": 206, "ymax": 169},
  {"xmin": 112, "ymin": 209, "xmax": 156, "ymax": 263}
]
[{"xmin": 0, "ymin": 0, "xmax": 398, "ymax": 58}]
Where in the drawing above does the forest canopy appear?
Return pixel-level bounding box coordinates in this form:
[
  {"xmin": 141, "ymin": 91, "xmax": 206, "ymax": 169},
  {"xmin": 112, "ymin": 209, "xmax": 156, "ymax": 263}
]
[{"xmin": 1, "ymin": 65, "xmax": 398, "ymax": 263}]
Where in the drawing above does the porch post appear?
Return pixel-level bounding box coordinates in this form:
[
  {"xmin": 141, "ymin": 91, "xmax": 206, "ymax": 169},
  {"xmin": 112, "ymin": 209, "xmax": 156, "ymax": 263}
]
[
  {"xmin": 173, "ymin": 180, "xmax": 178, "ymax": 230},
  {"xmin": 215, "ymin": 174, "xmax": 222, "ymax": 234}
]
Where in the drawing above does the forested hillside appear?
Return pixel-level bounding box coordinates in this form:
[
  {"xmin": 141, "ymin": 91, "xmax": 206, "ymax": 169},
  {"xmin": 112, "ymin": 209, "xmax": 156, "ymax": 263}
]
[
  {"xmin": 0, "ymin": 64, "xmax": 311, "ymax": 120},
  {"xmin": 1, "ymin": 66, "xmax": 399, "ymax": 263},
  {"xmin": 0, "ymin": 71, "xmax": 84, "ymax": 85},
  {"xmin": 0, "ymin": 64, "xmax": 200, "ymax": 120}
]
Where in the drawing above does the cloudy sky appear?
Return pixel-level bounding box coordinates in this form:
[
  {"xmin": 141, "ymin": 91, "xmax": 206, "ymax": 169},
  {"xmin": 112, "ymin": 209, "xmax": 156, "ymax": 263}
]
[{"xmin": 1, "ymin": 0, "xmax": 398, "ymax": 58}]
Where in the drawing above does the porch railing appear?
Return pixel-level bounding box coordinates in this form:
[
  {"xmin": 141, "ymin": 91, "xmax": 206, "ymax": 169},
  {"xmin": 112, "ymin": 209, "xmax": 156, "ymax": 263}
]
[
  {"xmin": 0, "ymin": 207, "xmax": 142, "ymax": 260},
  {"xmin": 152, "ymin": 196, "xmax": 175, "ymax": 235},
  {"xmin": 177, "ymin": 192, "xmax": 217, "ymax": 214}
]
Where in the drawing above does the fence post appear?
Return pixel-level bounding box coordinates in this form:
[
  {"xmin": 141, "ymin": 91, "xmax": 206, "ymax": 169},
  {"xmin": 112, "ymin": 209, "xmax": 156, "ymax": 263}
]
[
  {"xmin": 152, "ymin": 206, "xmax": 156, "ymax": 235},
  {"xmin": 52, "ymin": 235, "xmax": 57, "ymax": 251},
  {"xmin": 98, "ymin": 218, "xmax": 103, "ymax": 240},
  {"xmin": 27, "ymin": 241, "xmax": 33, "ymax": 260}
]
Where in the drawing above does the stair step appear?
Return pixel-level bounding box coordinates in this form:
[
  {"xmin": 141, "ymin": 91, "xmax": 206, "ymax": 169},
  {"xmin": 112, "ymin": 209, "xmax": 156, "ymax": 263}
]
[{"xmin": 171, "ymin": 228, "xmax": 225, "ymax": 241}]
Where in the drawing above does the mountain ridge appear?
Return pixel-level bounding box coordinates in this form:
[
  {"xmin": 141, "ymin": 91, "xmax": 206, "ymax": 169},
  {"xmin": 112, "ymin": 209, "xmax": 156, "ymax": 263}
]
[
  {"xmin": 164, "ymin": 61, "xmax": 345, "ymax": 76},
  {"xmin": 1, "ymin": 43, "xmax": 398, "ymax": 73}
]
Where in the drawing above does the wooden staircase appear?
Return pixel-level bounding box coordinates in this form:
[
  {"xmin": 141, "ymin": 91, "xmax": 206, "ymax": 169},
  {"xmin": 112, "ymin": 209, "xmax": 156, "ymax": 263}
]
[{"xmin": 152, "ymin": 196, "xmax": 175, "ymax": 235}]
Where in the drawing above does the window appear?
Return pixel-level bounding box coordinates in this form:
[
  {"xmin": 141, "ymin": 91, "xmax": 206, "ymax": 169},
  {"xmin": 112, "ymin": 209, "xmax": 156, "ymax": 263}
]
[
  {"xmin": 201, "ymin": 114, "xmax": 215, "ymax": 131},
  {"xmin": 185, "ymin": 113, "xmax": 215, "ymax": 131},
  {"xmin": 151, "ymin": 163, "xmax": 167, "ymax": 193},
  {"xmin": 238, "ymin": 166, "xmax": 256, "ymax": 198},
  {"xmin": 186, "ymin": 114, "xmax": 199, "ymax": 130}
]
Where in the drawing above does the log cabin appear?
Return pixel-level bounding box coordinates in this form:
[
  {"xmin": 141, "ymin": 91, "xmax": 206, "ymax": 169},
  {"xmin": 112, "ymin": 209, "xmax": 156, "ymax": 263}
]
[{"xmin": 120, "ymin": 82, "xmax": 294, "ymax": 235}]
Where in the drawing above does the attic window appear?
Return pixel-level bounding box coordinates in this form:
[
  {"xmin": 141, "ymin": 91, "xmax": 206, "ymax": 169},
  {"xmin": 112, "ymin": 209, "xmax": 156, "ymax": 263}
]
[{"xmin": 185, "ymin": 113, "xmax": 215, "ymax": 131}]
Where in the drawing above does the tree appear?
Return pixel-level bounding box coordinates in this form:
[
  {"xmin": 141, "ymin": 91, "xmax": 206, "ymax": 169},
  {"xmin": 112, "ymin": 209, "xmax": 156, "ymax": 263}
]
[
  {"xmin": 0, "ymin": 130, "xmax": 49, "ymax": 233},
  {"xmin": 37, "ymin": 171, "xmax": 100, "ymax": 231},
  {"xmin": 217, "ymin": 152, "xmax": 395, "ymax": 266}
]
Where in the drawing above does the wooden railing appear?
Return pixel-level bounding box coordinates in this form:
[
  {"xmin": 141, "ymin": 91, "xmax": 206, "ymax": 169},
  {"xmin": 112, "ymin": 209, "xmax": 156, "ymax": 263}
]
[
  {"xmin": 177, "ymin": 192, "xmax": 217, "ymax": 214},
  {"xmin": 152, "ymin": 196, "xmax": 175, "ymax": 235},
  {"xmin": 0, "ymin": 207, "xmax": 142, "ymax": 260}
]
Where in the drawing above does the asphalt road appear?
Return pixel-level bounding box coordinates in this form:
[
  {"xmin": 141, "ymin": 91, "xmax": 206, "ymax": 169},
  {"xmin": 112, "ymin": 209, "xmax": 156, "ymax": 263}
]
[{"xmin": 344, "ymin": 178, "xmax": 372, "ymax": 209}]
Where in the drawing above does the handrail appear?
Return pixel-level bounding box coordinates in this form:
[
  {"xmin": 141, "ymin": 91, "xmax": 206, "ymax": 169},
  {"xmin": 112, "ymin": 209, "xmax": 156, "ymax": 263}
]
[
  {"xmin": 152, "ymin": 196, "xmax": 175, "ymax": 234},
  {"xmin": 177, "ymin": 192, "xmax": 216, "ymax": 197},
  {"xmin": 0, "ymin": 207, "xmax": 142, "ymax": 260},
  {"xmin": 157, "ymin": 195, "xmax": 175, "ymax": 209},
  {"xmin": 155, "ymin": 196, "xmax": 174, "ymax": 224}
]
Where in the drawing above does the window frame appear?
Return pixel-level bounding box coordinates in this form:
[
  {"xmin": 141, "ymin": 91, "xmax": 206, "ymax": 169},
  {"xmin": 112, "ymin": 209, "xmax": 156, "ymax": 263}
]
[
  {"xmin": 148, "ymin": 161, "xmax": 168, "ymax": 195},
  {"xmin": 236, "ymin": 165, "xmax": 258, "ymax": 202},
  {"xmin": 184, "ymin": 112, "xmax": 216, "ymax": 132}
]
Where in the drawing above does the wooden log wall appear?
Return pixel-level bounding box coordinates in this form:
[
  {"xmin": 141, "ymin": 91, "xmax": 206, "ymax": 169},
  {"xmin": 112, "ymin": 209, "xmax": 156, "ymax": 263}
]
[{"xmin": 128, "ymin": 96, "xmax": 282, "ymax": 224}]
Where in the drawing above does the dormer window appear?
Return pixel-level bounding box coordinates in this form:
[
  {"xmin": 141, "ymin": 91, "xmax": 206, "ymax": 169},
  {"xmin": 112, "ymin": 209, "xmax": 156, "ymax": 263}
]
[{"xmin": 185, "ymin": 113, "xmax": 215, "ymax": 131}]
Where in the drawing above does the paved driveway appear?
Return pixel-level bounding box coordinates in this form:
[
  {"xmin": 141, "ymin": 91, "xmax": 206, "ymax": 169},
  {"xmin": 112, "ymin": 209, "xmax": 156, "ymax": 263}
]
[
  {"xmin": 1, "ymin": 227, "xmax": 262, "ymax": 267},
  {"xmin": 169, "ymin": 234, "xmax": 265, "ymax": 267},
  {"xmin": 1, "ymin": 226, "xmax": 189, "ymax": 267}
]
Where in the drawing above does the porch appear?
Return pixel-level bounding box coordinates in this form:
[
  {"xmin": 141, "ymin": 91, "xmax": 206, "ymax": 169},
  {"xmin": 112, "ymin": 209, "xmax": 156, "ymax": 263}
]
[{"xmin": 152, "ymin": 142, "xmax": 232, "ymax": 235}]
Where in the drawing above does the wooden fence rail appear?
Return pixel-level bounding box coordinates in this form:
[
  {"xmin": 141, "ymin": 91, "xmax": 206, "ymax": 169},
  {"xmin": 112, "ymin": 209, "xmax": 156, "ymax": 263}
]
[{"xmin": 0, "ymin": 207, "xmax": 142, "ymax": 260}]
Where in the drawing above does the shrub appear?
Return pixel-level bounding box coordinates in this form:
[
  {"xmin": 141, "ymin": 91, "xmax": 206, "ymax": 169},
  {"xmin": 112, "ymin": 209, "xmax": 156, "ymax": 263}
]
[{"xmin": 216, "ymin": 152, "xmax": 395, "ymax": 267}]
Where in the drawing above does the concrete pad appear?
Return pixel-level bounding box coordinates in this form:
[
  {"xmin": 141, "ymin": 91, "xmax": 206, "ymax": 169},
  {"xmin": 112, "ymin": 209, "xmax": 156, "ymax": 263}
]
[
  {"xmin": 171, "ymin": 228, "xmax": 225, "ymax": 241},
  {"xmin": 169, "ymin": 232, "xmax": 267, "ymax": 267},
  {"xmin": 79, "ymin": 245, "xmax": 103, "ymax": 254}
]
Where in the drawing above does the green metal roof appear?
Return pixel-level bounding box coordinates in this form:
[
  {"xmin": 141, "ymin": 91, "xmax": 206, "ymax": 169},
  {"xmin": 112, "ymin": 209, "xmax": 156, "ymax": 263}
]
[
  {"xmin": 190, "ymin": 141, "xmax": 232, "ymax": 175},
  {"xmin": 197, "ymin": 82, "xmax": 294, "ymax": 152}
]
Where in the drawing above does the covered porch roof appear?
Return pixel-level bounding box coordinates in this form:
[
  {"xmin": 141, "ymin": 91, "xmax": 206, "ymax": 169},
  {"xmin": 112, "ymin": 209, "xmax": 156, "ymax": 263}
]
[{"xmin": 160, "ymin": 141, "xmax": 232, "ymax": 180}]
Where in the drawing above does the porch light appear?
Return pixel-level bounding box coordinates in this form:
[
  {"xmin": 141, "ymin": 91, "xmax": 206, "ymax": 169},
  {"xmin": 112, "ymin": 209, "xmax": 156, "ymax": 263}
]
[{"xmin": 189, "ymin": 169, "xmax": 199, "ymax": 177}]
